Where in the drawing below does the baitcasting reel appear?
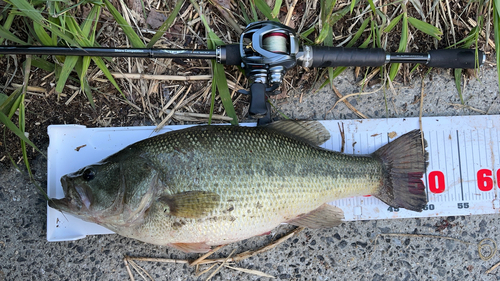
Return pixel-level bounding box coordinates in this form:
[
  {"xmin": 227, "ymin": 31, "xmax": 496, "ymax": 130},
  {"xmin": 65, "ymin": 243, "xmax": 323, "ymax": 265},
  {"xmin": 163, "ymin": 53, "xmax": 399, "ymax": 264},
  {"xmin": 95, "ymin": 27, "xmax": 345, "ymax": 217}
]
[{"xmin": 237, "ymin": 21, "xmax": 300, "ymax": 121}]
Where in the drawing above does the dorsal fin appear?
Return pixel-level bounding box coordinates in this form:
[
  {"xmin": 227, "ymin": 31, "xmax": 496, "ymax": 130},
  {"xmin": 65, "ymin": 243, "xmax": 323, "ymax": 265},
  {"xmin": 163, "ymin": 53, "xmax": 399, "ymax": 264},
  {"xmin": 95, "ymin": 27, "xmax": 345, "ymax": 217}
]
[{"xmin": 265, "ymin": 120, "xmax": 331, "ymax": 146}]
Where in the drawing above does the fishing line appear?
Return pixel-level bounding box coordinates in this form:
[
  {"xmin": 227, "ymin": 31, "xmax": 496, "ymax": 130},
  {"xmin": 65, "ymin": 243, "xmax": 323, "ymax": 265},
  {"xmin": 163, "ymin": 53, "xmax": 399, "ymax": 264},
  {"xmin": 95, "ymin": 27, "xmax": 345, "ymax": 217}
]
[
  {"xmin": 262, "ymin": 32, "xmax": 289, "ymax": 54},
  {"xmin": 479, "ymin": 238, "xmax": 497, "ymax": 261}
]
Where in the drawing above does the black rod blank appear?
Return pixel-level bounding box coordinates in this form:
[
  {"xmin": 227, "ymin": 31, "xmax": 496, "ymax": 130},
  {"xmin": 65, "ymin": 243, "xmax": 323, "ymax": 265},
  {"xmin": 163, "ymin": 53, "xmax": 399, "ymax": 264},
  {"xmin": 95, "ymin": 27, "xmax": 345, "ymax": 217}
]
[{"xmin": 0, "ymin": 46, "xmax": 217, "ymax": 59}]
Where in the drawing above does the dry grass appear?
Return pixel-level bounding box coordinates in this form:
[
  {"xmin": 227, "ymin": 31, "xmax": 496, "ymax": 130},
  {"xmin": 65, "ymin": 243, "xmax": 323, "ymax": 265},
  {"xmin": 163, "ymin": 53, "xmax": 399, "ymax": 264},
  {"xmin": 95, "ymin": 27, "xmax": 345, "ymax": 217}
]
[
  {"xmin": 1, "ymin": 0, "xmax": 493, "ymax": 135},
  {"xmin": 123, "ymin": 226, "xmax": 304, "ymax": 280}
]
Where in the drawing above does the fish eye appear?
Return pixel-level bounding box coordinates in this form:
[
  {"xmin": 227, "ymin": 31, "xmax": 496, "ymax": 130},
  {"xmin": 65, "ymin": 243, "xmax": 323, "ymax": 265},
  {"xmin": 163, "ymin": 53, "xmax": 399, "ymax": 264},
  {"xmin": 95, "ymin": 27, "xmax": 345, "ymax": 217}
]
[{"xmin": 82, "ymin": 167, "xmax": 96, "ymax": 181}]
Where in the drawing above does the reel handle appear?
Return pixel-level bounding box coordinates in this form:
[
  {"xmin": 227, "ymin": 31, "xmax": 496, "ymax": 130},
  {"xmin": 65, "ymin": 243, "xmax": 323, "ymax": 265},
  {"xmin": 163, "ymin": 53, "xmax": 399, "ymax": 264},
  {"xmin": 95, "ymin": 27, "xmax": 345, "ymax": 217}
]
[{"xmin": 248, "ymin": 83, "xmax": 268, "ymax": 118}]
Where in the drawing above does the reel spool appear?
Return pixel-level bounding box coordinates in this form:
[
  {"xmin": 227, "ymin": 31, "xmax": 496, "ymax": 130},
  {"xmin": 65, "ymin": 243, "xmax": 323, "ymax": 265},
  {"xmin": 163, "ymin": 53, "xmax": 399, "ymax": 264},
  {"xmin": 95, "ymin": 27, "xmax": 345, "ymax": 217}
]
[{"xmin": 262, "ymin": 32, "xmax": 289, "ymax": 54}]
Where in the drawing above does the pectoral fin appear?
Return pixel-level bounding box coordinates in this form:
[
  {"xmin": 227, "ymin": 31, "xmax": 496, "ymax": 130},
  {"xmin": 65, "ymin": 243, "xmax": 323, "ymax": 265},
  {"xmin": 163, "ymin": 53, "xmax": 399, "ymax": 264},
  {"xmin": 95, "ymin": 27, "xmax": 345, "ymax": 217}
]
[
  {"xmin": 169, "ymin": 242, "xmax": 212, "ymax": 253},
  {"xmin": 159, "ymin": 191, "xmax": 220, "ymax": 219},
  {"xmin": 287, "ymin": 204, "xmax": 344, "ymax": 229}
]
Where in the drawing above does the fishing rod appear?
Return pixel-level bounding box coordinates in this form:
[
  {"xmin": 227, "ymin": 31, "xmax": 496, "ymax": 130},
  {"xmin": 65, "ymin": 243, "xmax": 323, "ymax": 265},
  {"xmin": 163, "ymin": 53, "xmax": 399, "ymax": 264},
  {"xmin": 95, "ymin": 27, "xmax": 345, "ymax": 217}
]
[{"xmin": 0, "ymin": 21, "xmax": 485, "ymax": 125}]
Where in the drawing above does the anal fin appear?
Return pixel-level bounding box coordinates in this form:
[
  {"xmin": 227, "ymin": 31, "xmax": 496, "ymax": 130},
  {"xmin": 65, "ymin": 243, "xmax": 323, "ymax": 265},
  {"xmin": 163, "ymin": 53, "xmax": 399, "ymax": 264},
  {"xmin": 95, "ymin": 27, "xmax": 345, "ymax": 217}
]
[
  {"xmin": 286, "ymin": 204, "xmax": 344, "ymax": 229},
  {"xmin": 169, "ymin": 242, "xmax": 212, "ymax": 253}
]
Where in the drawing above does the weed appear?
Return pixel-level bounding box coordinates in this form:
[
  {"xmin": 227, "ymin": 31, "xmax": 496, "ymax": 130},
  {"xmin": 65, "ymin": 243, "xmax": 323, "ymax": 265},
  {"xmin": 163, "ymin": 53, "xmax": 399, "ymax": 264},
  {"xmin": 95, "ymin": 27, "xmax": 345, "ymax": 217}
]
[{"xmin": 0, "ymin": 0, "xmax": 496, "ymax": 173}]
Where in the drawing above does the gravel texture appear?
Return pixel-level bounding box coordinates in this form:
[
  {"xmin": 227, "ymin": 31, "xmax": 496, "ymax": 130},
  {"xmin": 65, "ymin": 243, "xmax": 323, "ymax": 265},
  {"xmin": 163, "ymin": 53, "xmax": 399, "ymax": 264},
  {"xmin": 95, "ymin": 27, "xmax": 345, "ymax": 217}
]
[{"xmin": 1, "ymin": 66, "xmax": 499, "ymax": 280}]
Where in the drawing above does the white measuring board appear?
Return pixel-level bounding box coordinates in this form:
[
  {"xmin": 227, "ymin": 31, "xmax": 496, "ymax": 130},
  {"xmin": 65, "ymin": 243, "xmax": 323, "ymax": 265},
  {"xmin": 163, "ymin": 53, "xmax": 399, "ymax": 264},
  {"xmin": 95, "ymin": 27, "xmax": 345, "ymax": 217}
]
[{"xmin": 47, "ymin": 115, "xmax": 500, "ymax": 242}]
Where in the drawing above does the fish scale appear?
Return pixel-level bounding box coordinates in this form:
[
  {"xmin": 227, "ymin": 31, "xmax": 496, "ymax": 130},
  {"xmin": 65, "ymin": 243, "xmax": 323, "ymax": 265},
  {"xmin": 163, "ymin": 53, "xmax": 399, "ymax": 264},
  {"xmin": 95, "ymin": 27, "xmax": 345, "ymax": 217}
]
[
  {"xmin": 128, "ymin": 125, "xmax": 384, "ymax": 245},
  {"xmin": 49, "ymin": 122, "xmax": 427, "ymax": 252}
]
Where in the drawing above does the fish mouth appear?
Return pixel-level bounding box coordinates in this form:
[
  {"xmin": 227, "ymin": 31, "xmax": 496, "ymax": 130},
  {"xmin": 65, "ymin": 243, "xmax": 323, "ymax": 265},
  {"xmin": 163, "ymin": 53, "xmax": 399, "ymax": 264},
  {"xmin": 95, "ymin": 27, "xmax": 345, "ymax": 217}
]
[
  {"xmin": 48, "ymin": 197, "xmax": 71, "ymax": 210},
  {"xmin": 48, "ymin": 175, "xmax": 90, "ymax": 213}
]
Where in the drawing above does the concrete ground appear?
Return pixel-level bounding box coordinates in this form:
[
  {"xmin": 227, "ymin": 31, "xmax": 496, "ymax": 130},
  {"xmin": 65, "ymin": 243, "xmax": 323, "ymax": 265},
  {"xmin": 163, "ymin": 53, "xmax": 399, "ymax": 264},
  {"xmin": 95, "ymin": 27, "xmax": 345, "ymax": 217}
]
[{"xmin": 1, "ymin": 66, "xmax": 500, "ymax": 281}]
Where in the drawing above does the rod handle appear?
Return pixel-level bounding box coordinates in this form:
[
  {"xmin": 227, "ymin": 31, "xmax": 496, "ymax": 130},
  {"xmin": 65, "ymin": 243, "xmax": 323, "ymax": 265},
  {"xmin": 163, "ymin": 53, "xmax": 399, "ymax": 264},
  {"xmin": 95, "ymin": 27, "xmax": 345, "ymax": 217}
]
[
  {"xmin": 310, "ymin": 47, "xmax": 386, "ymax": 68},
  {"xmin": 427, "ymin": 49, "xmax": 484, "ymax": 69}
]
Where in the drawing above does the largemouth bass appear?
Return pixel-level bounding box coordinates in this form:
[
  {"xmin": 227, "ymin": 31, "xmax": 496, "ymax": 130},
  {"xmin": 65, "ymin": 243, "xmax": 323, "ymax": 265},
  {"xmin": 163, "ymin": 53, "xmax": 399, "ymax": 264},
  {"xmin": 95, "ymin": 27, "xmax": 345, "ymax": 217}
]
[{"xmin": 49, "ymin": 121, "xmax": 428, "ymax": 253}]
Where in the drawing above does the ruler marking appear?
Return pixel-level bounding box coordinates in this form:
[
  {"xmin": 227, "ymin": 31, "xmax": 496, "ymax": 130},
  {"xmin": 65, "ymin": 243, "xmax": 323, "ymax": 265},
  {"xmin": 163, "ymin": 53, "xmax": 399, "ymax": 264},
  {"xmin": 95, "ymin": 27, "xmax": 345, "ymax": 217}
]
[
  {"xmin": 478, "ymin": 128, "xmax": 485, "ymax": 199},
  {"xmin": 489, "ymin": 127, "xmax": 495, "ymax": 200},
  {"xmin": 464, "ymin": 130, "xmax": 470, "ymax": 201},
  {"xmin": 489, "ymin": 127, "xmax": 496, "ymax": 200},
  {"xmin": 434, "ymin": 131, "xmax": 443, "ymax": 203},
  {"xmin": 456, "ymin": 130, "xmax": 465, "ymax": 201},
  {"xmin": 490, "ymin": 127, "xmax": 495, "ymax": 200},
  {"xmin": 472, "ymin": 129, "xmax": 479, "ymax": 200},
  {"xmin": 477, "ymin": 129, "xmax": 483, "ymax": 200},
  {"xmin": 466, "ymin": 130, "xmax": 474, "ymax": 201},
  {"xmin": 492, "ymin": 128, "xmax": 498, "ymax": 201},
  {"xmin": 490, "ymin": 128, "xmax": 494, "ymax": 199},
  {"xmin": 431, "ymin": 131, "xmax": 438, "ymax": 202},
  {"xmin": 424, "ymin": 165, "xmax": 430, "ymax": 202},
  {"xmin": 439, "ymin": 130, "xmax": 447, "ymax": 202},
  {"xmin": 450, "ymin": 131, "xmax": 458, "ymax": 200},
  {"xmin": 478, "ymin": 129, "xmax": 485, "ymax": 198},
  {"xmin": 472, "ymin": 130, "xmax": 479, "ymax": 201},
  {"xmin": 440, "ymin": 130, "xmax": 446, "ymax": 202},
  {"xmin": 486, "ymin": 127, "xmax": 493, "ymax": 200},
  {"xmin": 452, "ymin": 129, "xmax": 460, "ymax": 201},
  {"xmin": 470, "ymin": 130, "xmax": 477, "ymax": 201},
  {"xmin": 442, "ymin": 130, "xmax": 451, "ymax": 201},
  {"xmin": 483, "ymin": 128, "xmax": 490, "ymax": 200},
  {"xmin": 450, "ymin": 129, "xmax": 458, "ymax": 200},
  {"xmin": 496, "ymin": 128, "xmax": 500, "ymax": 194},
  {"xmin": 434, "ymin": 130, "xmax": 444, "ymax": 202}
]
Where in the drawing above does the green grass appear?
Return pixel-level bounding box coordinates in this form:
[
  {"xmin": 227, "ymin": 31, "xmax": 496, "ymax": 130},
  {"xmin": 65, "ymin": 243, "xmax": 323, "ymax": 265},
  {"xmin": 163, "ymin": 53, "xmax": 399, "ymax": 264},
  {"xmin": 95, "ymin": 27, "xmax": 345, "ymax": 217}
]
[
  {"xmin": 191, "ymin": 0, "xmax": 238, "ymax": 125},
  {"xmin": 0, "ymin": 0, "xmax": 498, "ymax": 175},
  {"xmin": 0, "ymin": 55, "xmax": 45, "ymax": 188},
  {"xmin": 0, "ymin": 0, "xmax": 183, "ymax": 174}
]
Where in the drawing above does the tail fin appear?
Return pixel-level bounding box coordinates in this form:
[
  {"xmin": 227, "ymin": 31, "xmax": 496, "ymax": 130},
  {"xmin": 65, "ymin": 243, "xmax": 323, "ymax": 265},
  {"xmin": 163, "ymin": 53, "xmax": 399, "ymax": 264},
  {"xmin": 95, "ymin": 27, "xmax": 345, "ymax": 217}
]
[{"xmin": 372, "ymin": 130, "xmax": 429, "ymax": 212}]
